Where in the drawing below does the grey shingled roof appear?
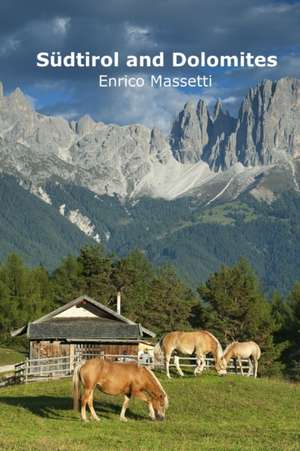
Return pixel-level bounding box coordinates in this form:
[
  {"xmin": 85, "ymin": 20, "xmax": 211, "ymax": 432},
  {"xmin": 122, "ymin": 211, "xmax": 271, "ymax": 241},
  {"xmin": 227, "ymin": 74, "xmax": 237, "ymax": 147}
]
[
  {"xmin": 28, "ymin": 318, "xmax": 142, "ymax": 340},
  {"xmin": 11, "ymin": 294, "xmax": 155, "ymax": 339}
]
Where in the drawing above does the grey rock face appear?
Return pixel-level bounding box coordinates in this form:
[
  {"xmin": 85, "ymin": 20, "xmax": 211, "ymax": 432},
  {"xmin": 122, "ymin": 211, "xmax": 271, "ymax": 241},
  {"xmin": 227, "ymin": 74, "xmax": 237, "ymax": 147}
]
[
  {"xmin": 0, "ymin": 77, "xmax": 300, "ymax": 201},
  {"xmin": 170, "ymin": 98, "xmax": 236, "ymax": 170},
  {"xmin": 170, "ymin": 100, "xmax": 211, "ymax": 163},
  {"xmin": 202, "ymin": 99, "xmax": 237, "ymax": 170},
  {"xmin": 170, "ymin": 77, "xmax": 300, "ymax": 172},
  {"xmin": 236, "ymin": 78, "xmax": 300, "ymax": 166},
  {"xmin": 150, "ymin": 128, "xmax": 173, "ymax": 164},
  {"xmin": 0, "ymin": 83, "xmax": 178, "ymax": 198}
]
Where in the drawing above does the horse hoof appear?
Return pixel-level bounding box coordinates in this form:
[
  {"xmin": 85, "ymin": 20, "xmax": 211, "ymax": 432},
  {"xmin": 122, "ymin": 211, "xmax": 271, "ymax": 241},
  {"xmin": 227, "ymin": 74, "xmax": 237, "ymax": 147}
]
[
  {"xmin": 92, "ymin": 416, "xmax": 100, "ymax": 422},
  {"xmin": 120, "ymin": 417, "xmax": 128, "ymax": 422}
]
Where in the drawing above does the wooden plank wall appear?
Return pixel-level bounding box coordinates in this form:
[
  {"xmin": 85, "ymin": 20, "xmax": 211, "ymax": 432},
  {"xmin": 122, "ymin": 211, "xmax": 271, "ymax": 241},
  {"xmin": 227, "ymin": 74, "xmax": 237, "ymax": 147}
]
[{"xmin": 30, "ymin": 341, "xmax": 138, "ymax": 359}]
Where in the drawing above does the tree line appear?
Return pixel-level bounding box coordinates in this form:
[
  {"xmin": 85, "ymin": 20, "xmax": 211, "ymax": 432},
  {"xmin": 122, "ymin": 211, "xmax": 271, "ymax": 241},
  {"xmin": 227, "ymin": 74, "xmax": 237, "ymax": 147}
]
[{"xmin": 0, "ymin": 245, "xmax": 299, "ymax": 379}]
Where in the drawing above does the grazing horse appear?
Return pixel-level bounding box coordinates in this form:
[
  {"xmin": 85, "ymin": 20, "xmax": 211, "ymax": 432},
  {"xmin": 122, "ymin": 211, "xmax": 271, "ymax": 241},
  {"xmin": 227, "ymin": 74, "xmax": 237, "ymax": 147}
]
[
  {"xmin": 73, "ymin": 358, "xmax": 168, "ymax": 422},
  {"xmin": 220, "ymin": 341, "xmax": 261, "ymax": 378},
  {"xmin": 154, "ymin": 330, "xmax": 226, "ymax": 378}
]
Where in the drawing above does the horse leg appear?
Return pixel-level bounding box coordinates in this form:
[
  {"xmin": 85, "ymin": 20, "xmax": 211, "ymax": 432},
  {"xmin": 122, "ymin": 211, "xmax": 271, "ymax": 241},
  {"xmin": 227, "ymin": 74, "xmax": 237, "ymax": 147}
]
[
  {"xmin": 120, "ymin": 395, "xmax": 130, "ymax": 422},
  {"xmin": 254, "ymin": 359, "xmax": 258, "ymax": 378},
  {"xmin": 81, "ymin": 388, "xmax": 92, "ymax": 422},
  {"xmin": 165, "ymin": 353, "xmax": 172, "ymax": 378},
  {"xmin": 194, "ymin": 357, "xmax": 201, "ymax": 375},
  {"xmin": 199, "ymin": 356, "xmax": 206, "ymax": 373},
  {"xmin": 131, "ymin": 390, "xmax": 155, "ymax": 420},
  {"xmin": 194, "ymin": 355, "xmax": 205, "ymax": 375},
  {"xmin": 237, "ymin": 357, "xmax": 244, "ymax": 376},
  {"xmin": 174, "ymin": 355, "xmax": 184, "ymax": 377},
  {"xmin": 88, "ymin": 390, "xmax": 100, "ymax": 421},
  {"xmin": 247, "ymin": 358, "xmax": 253, "ymax": 377}
]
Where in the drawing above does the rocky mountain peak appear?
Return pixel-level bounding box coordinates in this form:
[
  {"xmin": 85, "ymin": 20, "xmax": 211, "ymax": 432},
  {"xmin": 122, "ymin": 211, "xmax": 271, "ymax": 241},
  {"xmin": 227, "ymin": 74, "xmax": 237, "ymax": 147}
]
[
  {"xmin": 212, "ymin": 98, "xmax": 222, "ymax": 120},
  {"xmin": 170, "ymin": 98, "xmax": 210, "ymax": 163},
  {"xmin": 0, "ymin": 76, "xmax": 299, "ymax": 201},
  {"xmin": 150, "ymin": 127, "xmax": 172, "ymax": 164},
  {"xmin": 236, "ymin": 77, "xmax": 300, "ymax": 166},
  {"xmin": 169, "ymin": 77, "xmax": 300, "ymax": 171},
  {"xmin": 76, "ymin": 114, "xmax": 97, "ymax": 136}
]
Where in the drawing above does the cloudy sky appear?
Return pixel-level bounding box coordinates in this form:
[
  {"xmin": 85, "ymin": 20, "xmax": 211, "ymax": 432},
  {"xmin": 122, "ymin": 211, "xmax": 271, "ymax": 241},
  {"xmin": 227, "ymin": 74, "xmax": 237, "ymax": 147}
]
[{"xmin": 1, "ymin": 0, "xmax": 300, "ymax": 132}]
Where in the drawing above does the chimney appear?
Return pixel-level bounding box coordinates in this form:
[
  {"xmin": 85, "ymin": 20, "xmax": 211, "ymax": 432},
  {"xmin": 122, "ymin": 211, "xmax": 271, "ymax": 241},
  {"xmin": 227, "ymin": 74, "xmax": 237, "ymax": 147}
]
[
  {"xmin": 0, "ymin": 82, "xmax": 3, "ymax": 97},
  {"xmin": 117, "ymin": 291, "xmax": 121, "ymax": 315}
]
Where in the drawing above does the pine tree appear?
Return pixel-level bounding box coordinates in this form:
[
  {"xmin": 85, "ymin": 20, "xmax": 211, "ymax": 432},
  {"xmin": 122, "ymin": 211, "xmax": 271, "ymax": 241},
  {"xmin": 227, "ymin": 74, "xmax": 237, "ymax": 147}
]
[
  {"xmin": 111, "ymin": 250, "xmax": 154, "ymax": 320},
  {"xmin": 51, "ymin": 255, "xmax": 83, "ymax": 304},
  {"xmin": 197, "ymin": 259, "xmax": 283, "ymax": 375},
  {"xmin": 145, "ymin": 265, "xmax": 196, "ymax": 334},
  {"xmin": 78, "ymin": 245, "xmax": 114, "ymax": 304},
  {"xmin": 281, "ymin": 283, "xmax": 300, "ymax": 380}
]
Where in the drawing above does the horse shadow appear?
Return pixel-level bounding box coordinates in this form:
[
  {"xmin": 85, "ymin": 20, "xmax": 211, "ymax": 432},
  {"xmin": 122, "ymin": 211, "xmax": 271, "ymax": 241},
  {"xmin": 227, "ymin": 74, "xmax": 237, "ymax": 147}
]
[{"xmin": 0, "ymin": 395, "xmax": 145, "ymax": 421}]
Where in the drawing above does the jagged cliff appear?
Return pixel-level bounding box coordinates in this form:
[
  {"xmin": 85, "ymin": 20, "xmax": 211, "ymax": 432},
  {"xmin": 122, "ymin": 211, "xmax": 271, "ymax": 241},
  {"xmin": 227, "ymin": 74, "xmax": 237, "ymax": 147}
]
[
  {"xmin": 170, "ymin": 77, "xmax": 300, "ymax": 171},
  {"xmin": 0, "ymin": 77, "xmax": 300, "ymax": 200}
]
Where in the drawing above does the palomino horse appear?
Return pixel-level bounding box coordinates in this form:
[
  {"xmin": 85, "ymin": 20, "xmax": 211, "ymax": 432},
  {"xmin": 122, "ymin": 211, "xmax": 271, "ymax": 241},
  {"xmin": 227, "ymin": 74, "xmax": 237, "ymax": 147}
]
[
  {"xmin": 220, "ymin": 341, "xmax": 261, "ymax": 378},
  {"xmin": 154, "ymin": 330, "xmax": 226, "ymax": 378},
  {"xmin": 73, "ymin": 358, "xmax": 168, "ymax": 422}
]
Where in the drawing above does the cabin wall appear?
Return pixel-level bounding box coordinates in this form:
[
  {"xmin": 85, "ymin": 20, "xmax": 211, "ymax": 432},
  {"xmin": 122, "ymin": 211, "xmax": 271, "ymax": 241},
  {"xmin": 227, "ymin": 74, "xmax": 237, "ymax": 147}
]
[
  {"xmin": 30, "ymin": 341, "xmax": 72, "ymax": 359},
  {"xmin": 74, "ymin": 343, "xmax": 138, "ymax": 356},
  {"xmin": 30, "ymin": 341, "xmax": 138, "ymax": 359}
]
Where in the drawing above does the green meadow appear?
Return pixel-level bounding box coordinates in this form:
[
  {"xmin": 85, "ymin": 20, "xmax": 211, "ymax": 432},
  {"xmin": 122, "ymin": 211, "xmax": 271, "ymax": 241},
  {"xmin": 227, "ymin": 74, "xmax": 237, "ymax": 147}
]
[{"xmin": 0, "ymin": 374, "xmax": 299, "ymax": 450}]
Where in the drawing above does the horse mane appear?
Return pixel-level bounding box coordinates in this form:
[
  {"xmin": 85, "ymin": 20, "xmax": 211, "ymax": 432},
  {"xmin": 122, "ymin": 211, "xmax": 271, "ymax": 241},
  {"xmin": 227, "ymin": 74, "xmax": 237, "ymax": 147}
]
[
  {"xmin": 202, "ymin": 330, "xmax": 223, "ymax": 357},
  {"xmin": 143, "ymin": 367, "xmax": 169, "ymax": 408},
  {"xmin": 223, "ymin": 341, "xmax": 238, "ymax": 356}
]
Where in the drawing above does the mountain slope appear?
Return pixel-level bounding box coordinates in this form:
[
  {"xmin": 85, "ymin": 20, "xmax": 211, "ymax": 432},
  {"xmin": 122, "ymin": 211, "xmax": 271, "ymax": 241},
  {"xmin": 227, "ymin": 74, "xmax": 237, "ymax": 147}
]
[
  {"xmin": 1, "ymin": 173, "xmax": 300, "ymax": 293},
  {"xmin": 1, "ymin": 77, "xmax": 300, "ymax": 201},
  {"xmin": 0, "ymin": 175, "xmax": 91, "ymax": 269},
  {"xmin": 1, "ymin": 77, "xmax": 300, "ymax": 293}
]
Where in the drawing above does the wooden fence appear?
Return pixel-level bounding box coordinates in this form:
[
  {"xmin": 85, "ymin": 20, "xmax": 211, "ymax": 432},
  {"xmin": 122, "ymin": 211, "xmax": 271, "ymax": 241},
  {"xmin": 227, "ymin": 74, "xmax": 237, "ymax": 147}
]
[{"xmin": 11, "ymin": 352, "xmax": 252, "ymax": 384}]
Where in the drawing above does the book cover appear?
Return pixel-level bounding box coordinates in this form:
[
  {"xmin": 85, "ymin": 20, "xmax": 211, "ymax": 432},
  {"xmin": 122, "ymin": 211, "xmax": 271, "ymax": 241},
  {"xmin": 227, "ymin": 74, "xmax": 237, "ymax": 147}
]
[{"xmin": 0, "ymin": 1, "xmax": 299, "ymax": 449}]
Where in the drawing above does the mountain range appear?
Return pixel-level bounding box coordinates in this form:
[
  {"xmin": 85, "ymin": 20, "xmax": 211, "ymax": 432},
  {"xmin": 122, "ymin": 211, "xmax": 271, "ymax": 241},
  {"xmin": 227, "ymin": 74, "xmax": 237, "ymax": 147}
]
[{"xmin": 1, "ymin": 77, "xmax": 300, "ymax": 293}]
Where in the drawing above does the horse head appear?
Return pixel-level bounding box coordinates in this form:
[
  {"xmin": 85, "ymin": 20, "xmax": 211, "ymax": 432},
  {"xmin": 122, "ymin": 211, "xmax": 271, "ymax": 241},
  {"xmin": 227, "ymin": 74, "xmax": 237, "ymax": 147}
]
[
  {"xmin": 151, "ymin": 392, "xmax": 169, "ymax": 421},
  {"xmin": 215, "ymin": 356, "xmax": 227, "ymax": 375}
]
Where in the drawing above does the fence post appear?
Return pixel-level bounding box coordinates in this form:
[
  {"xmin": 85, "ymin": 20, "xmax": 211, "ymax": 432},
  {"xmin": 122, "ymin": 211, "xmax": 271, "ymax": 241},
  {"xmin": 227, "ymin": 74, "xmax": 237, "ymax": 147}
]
[
  {"xmin": 69, "ymin": 353, "xmax": 74, "ymax": 375},
  {"xmin": 25, "ymin": 358, "xmax": 29, "ymax": 384}
]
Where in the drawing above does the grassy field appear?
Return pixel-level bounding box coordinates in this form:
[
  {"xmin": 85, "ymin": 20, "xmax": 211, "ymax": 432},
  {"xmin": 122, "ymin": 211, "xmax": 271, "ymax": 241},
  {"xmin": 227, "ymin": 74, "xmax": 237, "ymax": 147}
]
[
  {"xmin": 0, "ymin": 347, "xmax": 26, "ymax": 366},
  {"xmin": 0, "ymin": 373, "xmax": 299, "ymax": 451}
]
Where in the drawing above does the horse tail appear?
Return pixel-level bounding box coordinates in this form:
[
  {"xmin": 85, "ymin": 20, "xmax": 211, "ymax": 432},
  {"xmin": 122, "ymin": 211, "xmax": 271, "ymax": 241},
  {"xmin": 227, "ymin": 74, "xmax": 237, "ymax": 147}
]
[
  {"xmin": 154, "ymin": 336, "xmax": 165, "ymax": 363},
  {"xmin": 73, "ymin": 362, "xmax": 83, "ymax": 411},
  {"xmin": 256, "ymin": 343, "xmax": 262, "ymax": 360}
]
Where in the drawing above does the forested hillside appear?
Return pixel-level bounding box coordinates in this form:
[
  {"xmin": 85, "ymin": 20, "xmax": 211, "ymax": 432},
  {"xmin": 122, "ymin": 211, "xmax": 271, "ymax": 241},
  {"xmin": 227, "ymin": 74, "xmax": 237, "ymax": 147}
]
[
  {"xmin": 2, "ymin": 175, "xmax": 300, "ymax": 295},
  {"xmin": 0, "ymin": 246, "xmax": 299, "ymax": 380}
]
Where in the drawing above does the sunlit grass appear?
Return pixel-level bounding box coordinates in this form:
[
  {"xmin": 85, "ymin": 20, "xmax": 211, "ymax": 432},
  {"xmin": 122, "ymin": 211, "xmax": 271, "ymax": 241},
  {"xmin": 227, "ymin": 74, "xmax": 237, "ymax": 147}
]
[{"xmin": 0, "ymin": 373, "xmax": 299, "ymax": 450}]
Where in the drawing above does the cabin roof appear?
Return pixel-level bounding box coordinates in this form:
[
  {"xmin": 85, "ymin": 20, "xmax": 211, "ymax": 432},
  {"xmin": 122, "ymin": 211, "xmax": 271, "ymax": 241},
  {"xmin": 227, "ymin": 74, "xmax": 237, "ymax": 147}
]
[
  {"xmin": 11, "ymin": 294, "xmax": 155, "ymax": 339},
  {"xmin": 28, "ymin": 318, "xmax": 142, "ymax": 341}
]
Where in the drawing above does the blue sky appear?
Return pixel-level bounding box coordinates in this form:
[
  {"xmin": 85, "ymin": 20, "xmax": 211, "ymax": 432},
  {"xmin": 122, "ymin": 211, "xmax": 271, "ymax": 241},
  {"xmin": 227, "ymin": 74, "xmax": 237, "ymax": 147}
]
[{"xmin": 1, "ymin": 0, "xmax": 300, "ymax": 133}]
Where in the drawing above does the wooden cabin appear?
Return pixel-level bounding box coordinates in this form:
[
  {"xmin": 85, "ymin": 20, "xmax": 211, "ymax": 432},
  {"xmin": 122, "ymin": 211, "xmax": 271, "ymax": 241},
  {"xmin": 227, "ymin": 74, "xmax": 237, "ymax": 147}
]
[{"xmin": 12, "ymin": 295, "xmax": 155, "ymax": 359}]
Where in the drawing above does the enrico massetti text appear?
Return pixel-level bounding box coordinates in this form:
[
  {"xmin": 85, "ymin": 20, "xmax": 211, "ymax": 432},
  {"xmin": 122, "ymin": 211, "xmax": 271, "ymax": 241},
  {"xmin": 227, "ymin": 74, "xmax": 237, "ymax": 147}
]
[{"xmin": 98, "ymin": 74, "xmax": 213, "ymax": 88}]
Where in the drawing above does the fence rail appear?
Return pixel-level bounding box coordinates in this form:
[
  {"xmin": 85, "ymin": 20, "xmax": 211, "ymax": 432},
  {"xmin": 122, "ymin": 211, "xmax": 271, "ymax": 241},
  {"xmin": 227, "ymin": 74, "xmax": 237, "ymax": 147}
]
[{"xmin": 7, "ymin": 352, "xmax": 253, "ymax": 384}]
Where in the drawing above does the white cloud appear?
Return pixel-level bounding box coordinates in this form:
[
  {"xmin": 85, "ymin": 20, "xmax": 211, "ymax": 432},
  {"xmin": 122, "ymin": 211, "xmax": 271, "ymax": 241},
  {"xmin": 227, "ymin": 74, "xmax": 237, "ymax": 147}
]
[
  {"xmin": 0, "ymin": 36, "xmax": 20, "ymax": 57},
  {"xmin": 52, "ymin": 17, "xmax": 71, "ymax": 36},
  {"xmin": 251, "ymin": 3, "xmax": 297, "ymax": 15},
  {"xmin": 25, "ymin": 94, "xmax": 38, "ymax": 108},
  {"xmin": 103, "ymin": 82, "xmax": 197, "ymax": 133},
  {"xmin": 125, "ymin": 23, "xmax": 156, "ymax": 49},
  {"xmin": 222, "ymin": 96, "xmax": 239, "ymax": 105}
]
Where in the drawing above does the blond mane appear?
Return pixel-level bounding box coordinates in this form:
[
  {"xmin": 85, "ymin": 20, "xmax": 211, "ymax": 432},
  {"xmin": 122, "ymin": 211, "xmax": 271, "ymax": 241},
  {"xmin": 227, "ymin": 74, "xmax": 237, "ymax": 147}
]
[
  {"xmin": 143, "ymin": 366, "xmax": 169, "ymax": 408},
  {"xmin": 223, "ymin": 341, "xmax": 238, "ymax": 356},
  {"xmin": 202, "ymin": 330, "xmax": 223, "ymax": 356}
]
